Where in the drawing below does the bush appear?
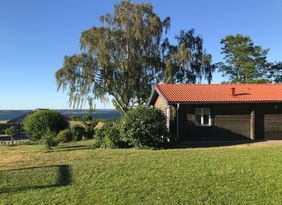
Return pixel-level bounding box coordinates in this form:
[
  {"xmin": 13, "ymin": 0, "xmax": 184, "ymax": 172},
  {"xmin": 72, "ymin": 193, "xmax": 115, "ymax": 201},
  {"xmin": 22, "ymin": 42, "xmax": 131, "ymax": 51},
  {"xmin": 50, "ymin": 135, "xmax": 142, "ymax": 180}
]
[
  {"xmin": 5, "ymin": 126, "xmax": 20, "ymax": 137},
  {"xmin": 41, "ymin": 129, "xmax": 59, "ymax": 150},
  {"xmin": 23, "ymin": 110, "xmax": 69, "ymax": 141},
  {"xmin": 56, "ymin": 129, "xmax": 73, "ymax": 143},
  {"xmin": 82, "ymin": 115, "xmax": 92, "ymax": 121},
  {"xmin": 93, "ymin": 121, "xmax": 127, "ymax": 148},
  {"xmin": 71, "ymin": 125, "xmax": 86, "ymax": 141},
  {"xmin": 83, "ymin": 121, "xmax": 96, "ymax": 139},
  {"xmin": 0, "ymin": 124, "xmax": 14, "ymax": 134},
  {"xmin": 121, "ymin": 106, "xmax": 168, "ymax": 149},
  {"xmin": 5, "ymin": 126, "xmax": 20, "ymax": 145}
]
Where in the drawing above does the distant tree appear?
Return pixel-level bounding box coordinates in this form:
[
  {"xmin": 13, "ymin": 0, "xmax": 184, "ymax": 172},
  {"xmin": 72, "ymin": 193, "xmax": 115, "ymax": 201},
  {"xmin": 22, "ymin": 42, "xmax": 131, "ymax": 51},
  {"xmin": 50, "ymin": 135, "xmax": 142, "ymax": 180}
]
[
  {"xmin": 161, "ymin": 29, "xmax": 215, "ymax": 84},
  {"xmin": 56, "ymin": 0, "xmax": 215, "ymax": 113},
  {"xmin": 268, "ymin": 62, "xmax": 282, "ymax": 83},
  {"xmin": 218, "ymin": 34, "xmax": 270, "ymax": 83}
]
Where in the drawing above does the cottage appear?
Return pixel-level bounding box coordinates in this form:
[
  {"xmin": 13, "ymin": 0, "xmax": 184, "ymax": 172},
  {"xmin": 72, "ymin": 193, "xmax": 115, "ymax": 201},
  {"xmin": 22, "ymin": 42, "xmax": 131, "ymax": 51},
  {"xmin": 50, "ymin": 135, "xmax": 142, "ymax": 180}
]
[{"xmin": 148, "ymin": 84, "xmax": 282, "ymax": 141}]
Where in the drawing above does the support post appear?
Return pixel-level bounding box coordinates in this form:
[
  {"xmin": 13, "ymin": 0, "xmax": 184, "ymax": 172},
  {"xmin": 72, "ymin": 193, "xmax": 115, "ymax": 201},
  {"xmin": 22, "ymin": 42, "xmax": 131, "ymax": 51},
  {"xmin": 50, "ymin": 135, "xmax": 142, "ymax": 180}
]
[
  {"xmin": 166, "ymin": 106, "xmax": 170, "ymax": 132},
  {"xmin": 250, "ymin": 109, "xmax": 255, "ymax": 140},
  {"xmin": 176, "ymin": 103, "xmax": 180, "ymax": 141}
]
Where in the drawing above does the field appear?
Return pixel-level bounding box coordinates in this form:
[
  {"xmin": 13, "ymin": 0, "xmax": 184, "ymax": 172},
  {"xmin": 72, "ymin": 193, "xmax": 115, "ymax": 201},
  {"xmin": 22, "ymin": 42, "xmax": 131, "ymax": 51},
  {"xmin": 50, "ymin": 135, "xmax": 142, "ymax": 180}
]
[{"xmin": 1, "ymin": 141, "xmax": 282, "ymax": 204}]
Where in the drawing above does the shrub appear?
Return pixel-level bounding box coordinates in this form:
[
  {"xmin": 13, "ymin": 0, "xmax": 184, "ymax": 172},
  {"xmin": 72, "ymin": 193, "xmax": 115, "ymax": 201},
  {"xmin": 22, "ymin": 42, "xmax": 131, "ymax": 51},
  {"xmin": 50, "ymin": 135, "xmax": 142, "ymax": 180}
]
[
  {"xmin": 0, "ymin": 124, "xmax": 11, "ymax": 134},
  {"xmin": 41, "ymin": 129, "xmax": 59, "ymax": 150},
  {"xmin": 56, "ymin": 129, "xmax": 73, "ymax": 143},
  {"xmin": 5, "ymin": 126, "xmax": 20, "ymax": 137},
  {"xmin": 82, "ymin": 115, "xmax": 92, "ymax": 121},
  {"xmin": 93, "ymin": 121, "xmax": 127, "ymax": 148},
  {"xmin": 71, "ymin": 125, "xmax": 86, "ymax": 141},
  {"xmin": 23, "ymin": 110, "xmax": 69, "ymax": 141},
  {"xmin": 121, "ymin": 106, "xmax": 168, "ymax": 149},
  {"xmin": 5, "ymin": 126, "xmax": 20, "ymax": 145},
  {"xmin": 83, "ymin": 121, "xmax": 96, "ymax": 139}
]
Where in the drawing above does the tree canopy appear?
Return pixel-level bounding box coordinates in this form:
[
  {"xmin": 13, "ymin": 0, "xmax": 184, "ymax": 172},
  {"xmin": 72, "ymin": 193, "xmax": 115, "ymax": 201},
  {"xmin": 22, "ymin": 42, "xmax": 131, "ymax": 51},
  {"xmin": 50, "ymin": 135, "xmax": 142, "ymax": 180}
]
[
  {"xmin": 218, "ymin": 34, "xmax": 270, "ymax": 83},
  {"xmin": 269, "ymin": 62, "xmax": 282, "ymax": 83},
  {"xmin": 162, "ymin": 29, "xmax": 215, "ymax": 84},
  {"xmin": 56, "ymin": 0, "xmax": 215, "ymax": 112}
]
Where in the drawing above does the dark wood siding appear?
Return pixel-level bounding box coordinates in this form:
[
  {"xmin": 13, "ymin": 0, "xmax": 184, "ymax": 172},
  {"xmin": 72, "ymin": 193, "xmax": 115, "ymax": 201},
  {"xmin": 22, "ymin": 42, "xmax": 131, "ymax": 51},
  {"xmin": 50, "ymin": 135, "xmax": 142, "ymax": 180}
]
[
  {"xmin": 177, "ymin": 104, "xmax": 251, "ymax": 141},
  {"xmin": 170, "ymin": 103, "xmax": 282, "ymax": 141},
  {"xmin": 255, "ymin": 104, "xmax": 282, "ymax": 140},
  {"xmin": 264, "ymin": 114, "xmax": 282, "ymax": 139}
]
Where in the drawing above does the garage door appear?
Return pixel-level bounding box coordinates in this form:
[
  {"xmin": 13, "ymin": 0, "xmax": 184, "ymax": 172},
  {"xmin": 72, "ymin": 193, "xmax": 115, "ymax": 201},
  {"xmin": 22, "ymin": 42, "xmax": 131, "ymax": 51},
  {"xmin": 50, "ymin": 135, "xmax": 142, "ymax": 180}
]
[{"xmin": 264, "ymin": 114, "xmax": 282, "ymax": 140}]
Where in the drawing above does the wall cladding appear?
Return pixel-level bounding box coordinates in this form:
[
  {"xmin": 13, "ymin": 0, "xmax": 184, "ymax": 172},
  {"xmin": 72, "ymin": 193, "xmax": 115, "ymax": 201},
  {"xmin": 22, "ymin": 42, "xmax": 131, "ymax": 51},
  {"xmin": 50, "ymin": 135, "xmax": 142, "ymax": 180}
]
[
  {"xmin": 169, "ymin": 103, "xmax": 282, "ymax": 141},
  {"xmin": 264, "ymin": 114, "xmax": 282, "ymax": 139},
  {"xmin": 178, "ymin": 104, "xmax": 251, "ymax": 141}
]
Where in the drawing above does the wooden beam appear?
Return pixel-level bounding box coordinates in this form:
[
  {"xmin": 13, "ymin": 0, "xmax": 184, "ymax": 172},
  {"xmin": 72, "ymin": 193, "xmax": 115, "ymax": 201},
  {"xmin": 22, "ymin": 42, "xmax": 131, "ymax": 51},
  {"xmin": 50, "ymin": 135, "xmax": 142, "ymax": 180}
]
[{"xmin": 250, "ymin": 110, "xmax": 255, "ymax": 140}]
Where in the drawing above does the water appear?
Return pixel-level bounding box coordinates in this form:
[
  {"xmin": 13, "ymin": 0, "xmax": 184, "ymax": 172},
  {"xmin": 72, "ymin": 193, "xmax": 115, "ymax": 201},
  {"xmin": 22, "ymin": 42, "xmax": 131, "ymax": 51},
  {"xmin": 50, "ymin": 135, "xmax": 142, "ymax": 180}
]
[{"xmin": 0, "ymin": 109, "xmax": 122, "ymax": 121}]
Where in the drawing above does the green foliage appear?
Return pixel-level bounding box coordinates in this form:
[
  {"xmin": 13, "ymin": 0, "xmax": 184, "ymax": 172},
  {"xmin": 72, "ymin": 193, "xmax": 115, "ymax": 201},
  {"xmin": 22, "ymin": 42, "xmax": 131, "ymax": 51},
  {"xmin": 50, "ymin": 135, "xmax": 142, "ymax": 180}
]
[
  {"xmin": 0, "ymin": 124, "xmax": 12, "ymax": 134},
  {"xmin": 162, "ymin": 29, "xmax": 215, "ymax": 84},
  {"xmin": 23, "ymin": 110, "xmax": 69, "ymax": 141},
  {"xmin": 5, "ymin": 126, "xmax": 19, "ymax": 137},
  {"xmin": 269, "ymin": 62, "xmax": 282, "ymax": 83},
  {"xmin": 70, "ymin": 125, "xmax": 85, "ymax": 141},
  {"xmin": 82, "ymin": 115, "xmax": 92, "ymax": 121},
  {"xmin": 83, "ymin": 121, "xmax": 96, "ymax": 139},
  {"xmin": 41, "ymin": 129, "xmax": 59, "ymax": 150},
  {"xmin": 56, "ymin": 0, "xmax": 214, "ymax": 112},
  {"xmin": 218, "ymin": 34, "xmax": 270, "ymax": 83},
  {"xmin": 56, "ymin": 129, "xmax": 74, "ymax": 143},
  {"xmin": 122, "ymin": 106, "xmax": 168, "ymax": 149},
  {"xmin": 93, "ymin": 121, "xmax": 127, "ymax": 149},
  {"xmin": 5, "ymin": 126, "xmax": 20, "ymax": 145},
  {"xmin": 70, "ymin": 115, "xmax": 93, "ymax": 121}
]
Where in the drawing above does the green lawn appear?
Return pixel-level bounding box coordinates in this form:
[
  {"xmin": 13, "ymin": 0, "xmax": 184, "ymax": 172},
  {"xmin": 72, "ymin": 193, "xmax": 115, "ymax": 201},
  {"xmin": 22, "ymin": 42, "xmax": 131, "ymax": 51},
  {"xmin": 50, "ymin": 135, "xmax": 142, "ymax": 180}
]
[{"xmin": 1, "ymin": 141, "xmax": 282, "ymax": 204}]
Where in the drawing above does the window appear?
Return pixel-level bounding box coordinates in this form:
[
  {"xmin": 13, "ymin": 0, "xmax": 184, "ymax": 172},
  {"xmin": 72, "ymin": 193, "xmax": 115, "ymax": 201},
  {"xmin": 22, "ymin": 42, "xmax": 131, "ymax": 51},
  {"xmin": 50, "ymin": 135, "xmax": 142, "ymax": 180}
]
[{"xmin": 194, "ymin": 108, "xmax": 212, "ymax": 126}]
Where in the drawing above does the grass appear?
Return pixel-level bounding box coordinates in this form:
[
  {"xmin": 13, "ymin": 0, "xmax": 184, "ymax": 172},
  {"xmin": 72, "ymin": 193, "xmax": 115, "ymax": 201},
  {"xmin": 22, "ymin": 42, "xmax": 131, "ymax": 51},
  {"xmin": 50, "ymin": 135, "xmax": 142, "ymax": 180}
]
[{"xmin": 1, "ymin": 141, "xmax": 282, "ymax": 204}]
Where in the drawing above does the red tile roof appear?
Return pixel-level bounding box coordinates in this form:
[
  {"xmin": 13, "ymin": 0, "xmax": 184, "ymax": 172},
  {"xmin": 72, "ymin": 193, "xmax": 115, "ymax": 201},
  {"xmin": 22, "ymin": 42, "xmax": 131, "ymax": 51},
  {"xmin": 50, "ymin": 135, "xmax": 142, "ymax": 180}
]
[{"xmin": 155, "ymin": 84, "xmax": 282, "ymax": 103}]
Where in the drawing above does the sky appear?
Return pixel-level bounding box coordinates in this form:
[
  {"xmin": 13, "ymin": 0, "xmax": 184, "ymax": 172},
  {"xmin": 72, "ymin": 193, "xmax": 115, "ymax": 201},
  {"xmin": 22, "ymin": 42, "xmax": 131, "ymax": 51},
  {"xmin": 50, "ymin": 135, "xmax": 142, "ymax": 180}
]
[{"xmin": 0, "ymin": 0, "xmax": 282, "ymax": 110}]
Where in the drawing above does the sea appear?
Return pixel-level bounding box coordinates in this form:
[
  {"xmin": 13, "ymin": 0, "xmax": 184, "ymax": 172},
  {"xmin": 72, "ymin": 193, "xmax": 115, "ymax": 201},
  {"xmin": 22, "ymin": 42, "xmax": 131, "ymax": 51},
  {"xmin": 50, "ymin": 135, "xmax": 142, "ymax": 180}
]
[{"xmin": 0, "ymin": 109, "xmax": 122, "ymax": 121}]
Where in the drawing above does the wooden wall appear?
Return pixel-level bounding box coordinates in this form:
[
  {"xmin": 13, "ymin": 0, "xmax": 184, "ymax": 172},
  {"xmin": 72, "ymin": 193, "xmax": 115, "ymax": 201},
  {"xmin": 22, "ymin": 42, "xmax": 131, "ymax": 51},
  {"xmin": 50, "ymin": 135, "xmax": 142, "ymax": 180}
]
[
  {"xmin": 255, "ymin": 104, "xmax": 282, "ymax": 140},
  {"xmin": 171, "ymin": 103, "xmax": 282, "ymax": 141},
  {"xmin": 154, "ymin": 96, "xmax": 167, "ymax": 112},
  {"xmin": 175, "ymin": 104, "xmax": 251, "ymax": 141}
]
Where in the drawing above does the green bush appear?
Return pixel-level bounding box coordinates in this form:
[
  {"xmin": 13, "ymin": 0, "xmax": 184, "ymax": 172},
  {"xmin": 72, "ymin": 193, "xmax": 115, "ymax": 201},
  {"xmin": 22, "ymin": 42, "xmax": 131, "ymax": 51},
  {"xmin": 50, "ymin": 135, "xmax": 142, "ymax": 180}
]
[
  {"xmin": 23, "ymin": 110, "xmax": 69, "ymax": 141},
  {"xmin": 56, "ymin": 129, "xmax": 73, "ymax": 143},
  {"xmin": 41, "ymin": 129, "xmax": 59, "ymax": 150},
  {"xmin": 83, "ymin": 121, "xmax": 96, "ymax": 139},
  {"xmin": 82, "ymin": 115, "xmax": 92, "ymax": 121},
  {"xmin": 93, "ymin": 121, "xmax": 127, "ymax": 148},
  {"xmin": 121, "ymin": 106, "xmax": 168, "ymax": 149},
  {"xmin": 5, "ymin": 126, "xmax": 20, "ymax": 137},
  {"xmin": 5, "ymin": 126, "xmax": 20, "ymax": 145},
  {"xmin": 71, "ymin": 125, "xmax": 85, "ymax": 141}
]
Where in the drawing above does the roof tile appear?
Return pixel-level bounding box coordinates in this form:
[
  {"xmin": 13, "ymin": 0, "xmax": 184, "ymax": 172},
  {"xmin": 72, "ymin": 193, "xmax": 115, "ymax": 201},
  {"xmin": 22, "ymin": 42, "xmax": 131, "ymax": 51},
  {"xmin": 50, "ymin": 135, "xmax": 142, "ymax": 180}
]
[{"xmin": 155, "ymin": 84, "xmax": 282, "ymax": 103}]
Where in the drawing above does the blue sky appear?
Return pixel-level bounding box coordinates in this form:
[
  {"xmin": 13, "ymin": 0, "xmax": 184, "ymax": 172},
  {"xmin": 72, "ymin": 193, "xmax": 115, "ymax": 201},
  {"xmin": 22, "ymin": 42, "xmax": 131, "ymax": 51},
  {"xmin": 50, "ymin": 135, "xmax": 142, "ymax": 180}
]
[{"xmin": 1, "ymin": 0, "xmax": 282, "ymax": 110}]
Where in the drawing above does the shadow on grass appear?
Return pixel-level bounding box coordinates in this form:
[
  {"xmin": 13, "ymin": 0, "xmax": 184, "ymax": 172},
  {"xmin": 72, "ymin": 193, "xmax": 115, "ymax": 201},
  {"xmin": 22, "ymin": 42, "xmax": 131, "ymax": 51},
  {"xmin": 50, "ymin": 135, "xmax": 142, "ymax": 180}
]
[
  {"xmin": 0, "ymin": 164, "xmax": 72, "ymax": 194},
  {"xmin": 55, "ymin": 144, "xmax": 93, "ymax": 152}
]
